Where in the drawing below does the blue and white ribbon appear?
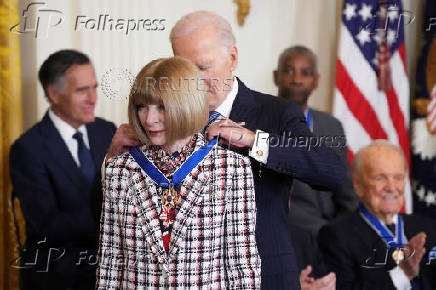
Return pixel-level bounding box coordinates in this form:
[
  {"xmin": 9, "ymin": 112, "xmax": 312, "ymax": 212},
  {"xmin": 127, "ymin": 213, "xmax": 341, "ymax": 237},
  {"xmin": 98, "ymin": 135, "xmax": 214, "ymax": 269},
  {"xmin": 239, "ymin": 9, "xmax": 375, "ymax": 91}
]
[
  {"xmin": 359, "ymin": 202, "xmax": 404, "ymax": 249},
  {"xmin": 130, "ymin": 138, "xmax": 217, "ymax": 188}
]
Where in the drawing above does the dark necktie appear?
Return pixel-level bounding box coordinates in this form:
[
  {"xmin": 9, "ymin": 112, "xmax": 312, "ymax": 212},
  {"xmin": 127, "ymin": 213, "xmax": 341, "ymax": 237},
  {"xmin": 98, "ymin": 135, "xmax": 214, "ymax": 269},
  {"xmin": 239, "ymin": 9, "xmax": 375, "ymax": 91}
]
[
  {"xmin": 386, "ymin": 223, "xmax": 396, "ymax": 236},
  {"xmin": 202, "ymin": 111, "xmax": 222, "ymax": 134},
  {"xmin": 73, "ymin": 131, "xmax": 95, "ymax": 184}
]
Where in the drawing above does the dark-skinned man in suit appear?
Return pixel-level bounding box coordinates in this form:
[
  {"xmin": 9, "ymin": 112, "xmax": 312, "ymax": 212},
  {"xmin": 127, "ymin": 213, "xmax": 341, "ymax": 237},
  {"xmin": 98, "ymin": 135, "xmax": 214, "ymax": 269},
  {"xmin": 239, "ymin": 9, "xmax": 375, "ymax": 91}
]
[
  {"xmin": 274, "ymin": 45, "xmax": 348, "ymax": 290},
  {"xmin": 274, "ymin": 45, "xmax": 358, "ymax": 238}
]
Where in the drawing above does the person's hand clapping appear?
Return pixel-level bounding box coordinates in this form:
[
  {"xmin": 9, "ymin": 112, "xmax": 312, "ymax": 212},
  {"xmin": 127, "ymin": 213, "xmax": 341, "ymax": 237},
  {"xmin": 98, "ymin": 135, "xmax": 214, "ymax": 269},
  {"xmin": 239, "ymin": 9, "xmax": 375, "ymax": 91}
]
[
  {"xmin": 299, "ymin": 266, "xmax": 336, "ymax": 290},
  {"xmin": 400, "ymin": 232, "xmax": 426, "ymax": 280}
]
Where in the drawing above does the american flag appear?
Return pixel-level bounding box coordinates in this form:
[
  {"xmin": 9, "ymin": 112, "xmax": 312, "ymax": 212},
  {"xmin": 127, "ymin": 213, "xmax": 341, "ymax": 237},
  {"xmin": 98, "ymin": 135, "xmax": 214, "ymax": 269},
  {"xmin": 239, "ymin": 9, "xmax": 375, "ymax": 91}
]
[
  {"xmin": 333, "ymin": 0, "xmax": 411, "ymax": 212},
  {"xmin": 411, "ymin": 0, "xmax": 436, "ymax": 219}
]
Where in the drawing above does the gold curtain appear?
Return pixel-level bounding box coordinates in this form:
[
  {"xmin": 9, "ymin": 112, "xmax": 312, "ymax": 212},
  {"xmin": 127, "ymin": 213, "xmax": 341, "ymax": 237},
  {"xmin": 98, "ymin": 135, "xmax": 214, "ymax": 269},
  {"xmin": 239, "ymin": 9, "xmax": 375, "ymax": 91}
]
[{"xmin": 0, "ymin": 0, "xmax": 24, "ymax": 289}]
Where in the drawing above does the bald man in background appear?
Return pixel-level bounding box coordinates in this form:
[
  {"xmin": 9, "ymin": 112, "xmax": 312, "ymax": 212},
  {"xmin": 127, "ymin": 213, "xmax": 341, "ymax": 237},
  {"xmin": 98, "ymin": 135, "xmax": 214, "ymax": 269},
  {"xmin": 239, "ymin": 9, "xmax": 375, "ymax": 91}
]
[{"xmin": 318, "ymin": 141, "xmax": 436, "ymax": 289}]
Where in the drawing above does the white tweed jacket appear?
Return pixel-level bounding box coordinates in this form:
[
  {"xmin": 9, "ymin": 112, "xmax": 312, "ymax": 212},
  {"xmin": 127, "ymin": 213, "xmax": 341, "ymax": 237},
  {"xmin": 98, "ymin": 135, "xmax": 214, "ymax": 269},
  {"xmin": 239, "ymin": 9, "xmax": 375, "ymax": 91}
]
[{"xmin": 96, "ymin": 136, "xmax": 260, "ymax": 289}]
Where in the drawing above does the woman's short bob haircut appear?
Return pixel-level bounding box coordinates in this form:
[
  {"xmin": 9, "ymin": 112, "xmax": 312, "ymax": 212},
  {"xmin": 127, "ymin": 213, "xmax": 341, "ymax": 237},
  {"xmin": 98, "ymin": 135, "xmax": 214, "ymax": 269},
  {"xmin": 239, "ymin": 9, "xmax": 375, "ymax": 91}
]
[{"xmin": 128, "ymin": 56, "xmax": 208, "ymax": 145}]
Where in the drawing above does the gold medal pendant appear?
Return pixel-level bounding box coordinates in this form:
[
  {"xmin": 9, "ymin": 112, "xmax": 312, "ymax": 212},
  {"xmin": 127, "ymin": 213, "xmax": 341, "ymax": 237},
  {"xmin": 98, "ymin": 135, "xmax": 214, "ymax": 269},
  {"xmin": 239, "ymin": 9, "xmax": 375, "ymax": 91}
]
[
  {"xmin": 392, "ymin": 248, "xmax": 405, "ymax": 264},
  {"xmin": 161, "ymin": 187, "xmax": 179, "ymax": 210}
]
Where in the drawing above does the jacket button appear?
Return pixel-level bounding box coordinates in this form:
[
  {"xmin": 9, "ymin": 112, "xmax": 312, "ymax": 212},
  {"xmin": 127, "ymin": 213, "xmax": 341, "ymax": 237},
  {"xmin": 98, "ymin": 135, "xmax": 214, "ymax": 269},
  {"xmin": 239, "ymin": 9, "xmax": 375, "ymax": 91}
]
[{"xmin": 162, "ymin": 271, "xmax": 169, "ymax": 279}]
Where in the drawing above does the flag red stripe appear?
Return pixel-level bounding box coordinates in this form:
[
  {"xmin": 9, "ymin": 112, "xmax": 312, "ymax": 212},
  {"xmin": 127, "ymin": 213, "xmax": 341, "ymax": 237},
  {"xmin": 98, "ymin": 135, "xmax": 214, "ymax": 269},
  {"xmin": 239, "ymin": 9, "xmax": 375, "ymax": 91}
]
[
  {"xmin": 398, "ymin": 44, "xmax": 408, "ymax": 75},
  {"xmin": 347, "ymin": 148, "xmax": 354, "ymax": 166},
  {"xmin": 336, "ymin": 59, "xmax": 388, "ymax": 140},
  {"xmin": 385, "ymin": 88, "xmax": 411, "ymax": 167}
]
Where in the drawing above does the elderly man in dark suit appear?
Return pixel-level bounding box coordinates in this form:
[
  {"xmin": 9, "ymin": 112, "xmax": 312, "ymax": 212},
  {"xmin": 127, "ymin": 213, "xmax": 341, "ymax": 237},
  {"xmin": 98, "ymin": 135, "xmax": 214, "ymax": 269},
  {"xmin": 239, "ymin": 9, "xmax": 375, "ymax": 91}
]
[
  {"xmin": 9, "ymin": 49, "xmax": 116, "ymax": 290},
  {"xmin": 274, "ymin": 45, "xmax": 358, "ymax": 239},
  {"xmin": 318, "ymin": 140, "xmax": 436, "ymax": 290},
  {"xmin": 107, "ymin": 11, "xmax": 344, "ymax": 289}
]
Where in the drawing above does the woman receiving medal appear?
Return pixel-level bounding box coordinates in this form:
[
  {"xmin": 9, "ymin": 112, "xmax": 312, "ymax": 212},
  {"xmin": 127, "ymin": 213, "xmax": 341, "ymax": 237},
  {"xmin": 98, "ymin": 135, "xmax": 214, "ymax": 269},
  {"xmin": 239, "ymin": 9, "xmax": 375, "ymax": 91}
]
[{"xmin": 96, "ymin": 57, "xmax": 260, "ymax": 289}]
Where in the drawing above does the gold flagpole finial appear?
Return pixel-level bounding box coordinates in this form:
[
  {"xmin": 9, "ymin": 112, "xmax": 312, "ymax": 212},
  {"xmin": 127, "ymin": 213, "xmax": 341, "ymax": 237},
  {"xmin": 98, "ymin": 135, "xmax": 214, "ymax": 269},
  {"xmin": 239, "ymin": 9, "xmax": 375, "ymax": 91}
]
[{"xmin": 233, "ymin": 0, "xmax": 250, "ymax": 26}]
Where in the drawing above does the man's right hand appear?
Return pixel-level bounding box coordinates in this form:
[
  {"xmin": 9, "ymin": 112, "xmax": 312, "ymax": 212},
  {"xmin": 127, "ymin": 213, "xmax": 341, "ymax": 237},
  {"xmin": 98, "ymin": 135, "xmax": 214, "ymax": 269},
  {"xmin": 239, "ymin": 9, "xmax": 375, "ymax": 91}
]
[
  {"xmin": 299, "ymin": 266, "xmax": 336, "ymax": 290},
  {"xmin": 400, "ymin": 232, "xmax": 427, "ymax": 280},
  {"xmin": 106, "ymin": 124, "xmax": 140, "ymax": 160}
]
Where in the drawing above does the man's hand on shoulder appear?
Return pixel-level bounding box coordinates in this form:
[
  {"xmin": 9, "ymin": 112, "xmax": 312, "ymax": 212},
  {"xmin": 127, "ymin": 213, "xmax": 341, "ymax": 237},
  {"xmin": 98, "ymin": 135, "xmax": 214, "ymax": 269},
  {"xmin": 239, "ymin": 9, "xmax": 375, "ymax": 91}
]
[
  {"xmin": 106, "ymin": 124, "xmax": 140, "ymax": 160},
  {"xmin": 299, "ymin": 266, "xmax": 336, "ymax": 290},
  {"xmin": 205, "ymin": 118, "xmax": 255, "ymax": 148}
]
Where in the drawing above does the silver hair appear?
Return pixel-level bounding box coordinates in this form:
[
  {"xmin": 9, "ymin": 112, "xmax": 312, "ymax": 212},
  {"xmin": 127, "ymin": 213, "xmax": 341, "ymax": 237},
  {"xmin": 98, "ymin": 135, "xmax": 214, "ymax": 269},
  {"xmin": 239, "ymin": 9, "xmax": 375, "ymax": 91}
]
[
  {"xmin": 352, "ymin": 139, "xmax": 407, "ymax": 177},
  {"xmin": 170, "ymin": 11, "xmax": 236, "ymax": 52},
  {"xmin": 52, "ymin": 75, "xmax": 67, "ymax": 95},
  {"xmin": 277, "ymin": 45, "xmax": 318, "ymax": 75}
]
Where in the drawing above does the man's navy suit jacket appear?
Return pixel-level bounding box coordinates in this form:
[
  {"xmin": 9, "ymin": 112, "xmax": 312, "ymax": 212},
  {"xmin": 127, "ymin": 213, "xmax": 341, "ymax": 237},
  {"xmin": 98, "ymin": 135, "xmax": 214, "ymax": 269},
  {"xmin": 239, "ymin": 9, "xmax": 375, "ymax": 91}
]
[
  {"xmin": 289, "ymin": 109, "xmax": 358, "ymax": 237},
  {"xmin": 319, "ymin": 211, "xmax": 436, "ymax": 290},
  {"xmin": 9, "ymin": 112, "xmax": 116, "ymax": 290},
  {"xmin": 229, "ymin": 79, "xmax": 345, "ymax": 289}
]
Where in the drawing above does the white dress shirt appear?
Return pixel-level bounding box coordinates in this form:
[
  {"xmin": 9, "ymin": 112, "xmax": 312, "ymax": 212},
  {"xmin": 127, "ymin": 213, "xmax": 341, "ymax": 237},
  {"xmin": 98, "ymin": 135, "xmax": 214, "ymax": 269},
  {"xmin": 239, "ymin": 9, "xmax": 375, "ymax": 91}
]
[
  {"xmin": 49, "ymin": 109, "xmax": 90, "ymax": 167},
  {"xmin": 215, "ymin": 76, "xmax": 239, "ymax": 118},
  {"xmin": 385, "ymin": 215, "xmax": 412, "ymax": 290}
]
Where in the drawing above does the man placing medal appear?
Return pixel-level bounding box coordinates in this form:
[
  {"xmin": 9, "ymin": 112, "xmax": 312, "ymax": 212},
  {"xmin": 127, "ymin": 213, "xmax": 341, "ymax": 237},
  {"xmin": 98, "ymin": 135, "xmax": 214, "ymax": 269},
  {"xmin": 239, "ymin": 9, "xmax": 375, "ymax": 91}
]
[
  {"xmin": 318, "ymin": 141, "xmax": 436, "ymax": 290},
  {"xmin": 96, "ymin": 57, "xmax": 261, "ymax": 289}
]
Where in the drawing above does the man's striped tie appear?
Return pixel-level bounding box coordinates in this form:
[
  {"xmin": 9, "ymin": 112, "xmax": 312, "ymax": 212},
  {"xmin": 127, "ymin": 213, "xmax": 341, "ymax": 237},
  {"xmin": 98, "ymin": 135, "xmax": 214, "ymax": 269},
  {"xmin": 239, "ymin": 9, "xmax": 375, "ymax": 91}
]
[{"xmin": 202, "ymin": 111, "xmax": 222, "ymax": 134}]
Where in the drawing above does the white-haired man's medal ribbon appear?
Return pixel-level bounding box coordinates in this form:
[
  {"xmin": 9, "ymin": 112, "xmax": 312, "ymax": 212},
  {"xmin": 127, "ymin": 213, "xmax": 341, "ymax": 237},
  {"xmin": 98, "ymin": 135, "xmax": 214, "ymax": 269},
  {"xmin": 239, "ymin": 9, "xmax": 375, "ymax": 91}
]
[
  {"xmin": 359, "ymin": 203, "xmax": 405, "ymax": 264},
  {"xmin": 129, "ymin": 138, "xmax": 217, "ymax": 199}
]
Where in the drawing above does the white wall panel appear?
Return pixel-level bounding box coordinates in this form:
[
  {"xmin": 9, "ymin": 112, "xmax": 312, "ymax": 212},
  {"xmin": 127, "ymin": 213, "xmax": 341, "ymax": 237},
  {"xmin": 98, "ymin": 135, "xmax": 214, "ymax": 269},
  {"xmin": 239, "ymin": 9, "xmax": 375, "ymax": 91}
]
[{"xmin": 18, "ymin": 0, "xmax": 423, "ymax": 129}]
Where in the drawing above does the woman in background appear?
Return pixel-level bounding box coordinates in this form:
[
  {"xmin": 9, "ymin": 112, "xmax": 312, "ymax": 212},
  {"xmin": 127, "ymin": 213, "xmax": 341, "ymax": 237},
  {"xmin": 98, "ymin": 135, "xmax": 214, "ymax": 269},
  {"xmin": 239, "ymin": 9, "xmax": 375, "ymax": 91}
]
[{"xmin": 96, "ymin": 57, "xmax": 260, "ymax": 289}]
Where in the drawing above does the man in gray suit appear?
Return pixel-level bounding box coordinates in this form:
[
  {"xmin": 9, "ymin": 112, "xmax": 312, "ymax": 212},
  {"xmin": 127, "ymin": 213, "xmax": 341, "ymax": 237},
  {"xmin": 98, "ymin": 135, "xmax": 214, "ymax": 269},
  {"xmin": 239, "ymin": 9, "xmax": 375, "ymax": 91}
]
[{"xmin": 274, "ymin": 45, "xmax": 358, "ymax": 238}]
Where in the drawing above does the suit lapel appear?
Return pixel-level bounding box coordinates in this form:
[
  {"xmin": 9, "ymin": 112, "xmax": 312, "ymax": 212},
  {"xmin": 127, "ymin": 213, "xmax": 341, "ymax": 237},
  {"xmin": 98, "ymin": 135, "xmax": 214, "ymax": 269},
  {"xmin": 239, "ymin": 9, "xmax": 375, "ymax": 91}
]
[
  {"xmin": 129, "ymin": 165, "xmax": 169, "ymax": 267},
  {"xmin": 129, "ymin": 138, "xmax": 212, "ymax": 264},
  {"xmin": 227, "ymin": 78, "xmax": 262, "ymax": 156},
  {"xmin": 354, "ymin": 212, "xmax": 397, "ymax": 269},
  {"xmin": 168, "ymin": 162, "xmax": 210, "ymax": 258},
  {"xmin": 40, "ymin": 113, "xmax": 89, "ymax": 193},
  {"xmin": 229, "ymin": 77, "xmax": 261, "ymax": 132},
  {"xmin": 402, "ymin": 215, "xmax": 417, "ymax": 241},
  {"xmin": 311, "ymin": 109, "xmax": 320, "ymax": 136}
]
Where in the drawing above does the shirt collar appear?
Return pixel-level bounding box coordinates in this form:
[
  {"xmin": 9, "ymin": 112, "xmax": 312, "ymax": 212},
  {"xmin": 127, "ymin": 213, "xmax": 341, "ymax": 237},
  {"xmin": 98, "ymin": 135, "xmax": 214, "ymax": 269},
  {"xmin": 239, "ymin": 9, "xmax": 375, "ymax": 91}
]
[
  {"xmin": 382, "ymin": 213, "xmax": 398, "ymax": 227},
  {"xmin": 215, "ymin": 77, "xmax": 238, "ymax": 118},
  {"xmin": 48, "ymin": 109, "xmax": 88, "ymax": 142}
]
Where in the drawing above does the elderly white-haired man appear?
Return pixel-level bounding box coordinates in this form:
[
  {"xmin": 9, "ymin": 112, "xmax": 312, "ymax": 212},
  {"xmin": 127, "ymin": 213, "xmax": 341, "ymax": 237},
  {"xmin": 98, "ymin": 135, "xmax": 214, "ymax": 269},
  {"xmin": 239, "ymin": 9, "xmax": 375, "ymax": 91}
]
[{"xmin": 318, "ymin": 140, "xmax": 436, "ymax": 290}]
